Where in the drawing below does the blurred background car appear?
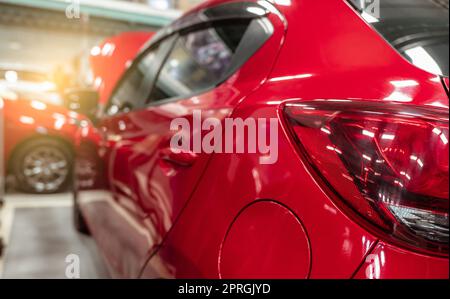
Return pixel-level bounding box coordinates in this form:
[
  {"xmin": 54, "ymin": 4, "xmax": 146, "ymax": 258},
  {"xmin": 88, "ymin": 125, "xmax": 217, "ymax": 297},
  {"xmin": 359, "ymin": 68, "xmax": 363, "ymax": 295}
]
[
  {"xmin": 0, "ymin": 0, "xmax": 187, "ymax": 197},
  {"xmin": 0, "ymin": 0, "xmax": 184, "ymax": 196},
  {"xmin": 2, "ymin": 95, "xmax": 87, "ymax": 193}
]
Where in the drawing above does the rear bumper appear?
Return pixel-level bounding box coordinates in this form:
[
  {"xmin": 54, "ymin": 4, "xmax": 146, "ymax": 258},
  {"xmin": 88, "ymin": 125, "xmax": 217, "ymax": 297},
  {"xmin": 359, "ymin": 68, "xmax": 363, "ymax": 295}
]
[{"xmin": 353, "ymin": 242, "xmax": 449, "ymax": 279}]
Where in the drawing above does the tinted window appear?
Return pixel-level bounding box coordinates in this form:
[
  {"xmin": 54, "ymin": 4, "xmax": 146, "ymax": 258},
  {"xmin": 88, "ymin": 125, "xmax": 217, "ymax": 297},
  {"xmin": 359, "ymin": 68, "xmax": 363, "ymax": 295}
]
[
  {"xmin": 147, "ymin": 21, "xmax": 251, "ymax": 103},
  {"xmin": 106, "ymin": 44, "xmax": 161, "ymax": 116},
  {"xmin": 348, "ymin": 0, "xmax": 449, "ymax": 76}
]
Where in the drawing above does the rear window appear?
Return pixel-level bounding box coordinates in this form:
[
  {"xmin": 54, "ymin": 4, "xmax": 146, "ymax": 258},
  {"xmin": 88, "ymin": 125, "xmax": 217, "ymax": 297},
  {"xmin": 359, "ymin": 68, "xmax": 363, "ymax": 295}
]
[{"xmin": 348, "ymin": 0, "xmax": 449, "ymax": 76}]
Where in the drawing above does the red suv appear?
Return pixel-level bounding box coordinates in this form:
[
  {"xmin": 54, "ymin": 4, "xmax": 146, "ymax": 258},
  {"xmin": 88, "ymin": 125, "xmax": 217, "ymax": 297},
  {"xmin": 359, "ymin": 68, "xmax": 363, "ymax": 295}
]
[{"xmin": 72, "ymin": 0, "xmax": 449, "ymax": 278}]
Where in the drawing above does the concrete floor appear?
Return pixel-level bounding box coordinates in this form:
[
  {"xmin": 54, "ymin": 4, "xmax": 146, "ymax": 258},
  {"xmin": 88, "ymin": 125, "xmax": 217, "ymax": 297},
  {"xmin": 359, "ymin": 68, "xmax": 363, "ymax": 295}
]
[{"xmin": 0, "ymin": 193, "xmax": 110, "ymax": 279}]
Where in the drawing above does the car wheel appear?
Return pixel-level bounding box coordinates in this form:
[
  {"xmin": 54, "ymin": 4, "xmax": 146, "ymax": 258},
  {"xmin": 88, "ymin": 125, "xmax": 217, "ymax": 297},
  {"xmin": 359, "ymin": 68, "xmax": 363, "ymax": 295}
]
[{"xmin": 11, "ymin": 137, "xmax": 72, "ymax": 194}]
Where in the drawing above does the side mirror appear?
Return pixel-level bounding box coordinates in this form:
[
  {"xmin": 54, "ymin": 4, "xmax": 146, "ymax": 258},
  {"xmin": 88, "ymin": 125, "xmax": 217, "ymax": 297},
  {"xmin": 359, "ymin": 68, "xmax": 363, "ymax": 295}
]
[{"xmin": 63, "ymin": 88, "xmax": 99, "ymax": 122}]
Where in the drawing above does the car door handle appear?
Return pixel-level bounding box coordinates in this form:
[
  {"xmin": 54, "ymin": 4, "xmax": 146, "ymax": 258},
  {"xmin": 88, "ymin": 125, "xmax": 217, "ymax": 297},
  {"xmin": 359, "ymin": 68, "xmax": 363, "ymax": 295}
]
[{"xmin": 159, "ymin": 148, "xmax": 198, "ymax": 167}]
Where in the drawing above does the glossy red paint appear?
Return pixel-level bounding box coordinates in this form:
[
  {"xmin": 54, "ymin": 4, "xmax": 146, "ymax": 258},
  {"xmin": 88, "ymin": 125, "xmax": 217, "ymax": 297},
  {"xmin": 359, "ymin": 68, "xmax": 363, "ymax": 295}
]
[
  {"xmin": 353, "ymin": 242, "xmax": 449, "ymax": 279},
  {"xmin": 219, "ymin": 201, "xmax": 311, "ymax": 279},
  {"xmin": 3, "ymin": 98, "xmax": 82, "ymax": 163},
  {"xmin": 1, "ymin": 95, "xmax": 86, "ymax": 193},
  {"xmin": 74, "ymin": 0, "xmax": 449, "ymax": 279}
]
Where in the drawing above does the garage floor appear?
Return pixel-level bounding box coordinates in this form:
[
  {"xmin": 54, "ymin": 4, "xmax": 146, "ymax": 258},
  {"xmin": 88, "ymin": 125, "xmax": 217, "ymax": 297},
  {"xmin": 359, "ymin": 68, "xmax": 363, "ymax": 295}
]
[{"xmin": 0, "ymin": 193, "xmax": 110, "ymax": 279}]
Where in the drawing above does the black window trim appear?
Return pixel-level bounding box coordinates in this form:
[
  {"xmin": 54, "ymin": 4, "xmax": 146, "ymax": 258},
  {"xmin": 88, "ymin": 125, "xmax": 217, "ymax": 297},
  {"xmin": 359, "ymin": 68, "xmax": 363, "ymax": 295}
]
[{"xmin": 146, "ymin": 1, "xmax": 272, "ymax": 50}]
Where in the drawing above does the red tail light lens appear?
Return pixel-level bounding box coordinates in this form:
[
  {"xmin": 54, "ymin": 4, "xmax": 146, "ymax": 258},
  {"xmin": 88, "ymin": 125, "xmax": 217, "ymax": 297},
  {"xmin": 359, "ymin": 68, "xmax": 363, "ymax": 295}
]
[{"xmin": 283, "ymin": 101, "xmax": 449, "ymax": 255}]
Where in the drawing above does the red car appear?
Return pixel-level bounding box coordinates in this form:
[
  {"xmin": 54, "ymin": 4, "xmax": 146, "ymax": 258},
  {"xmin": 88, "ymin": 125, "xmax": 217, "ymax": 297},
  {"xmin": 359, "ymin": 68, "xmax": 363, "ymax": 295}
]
[
  {"xmin": 0, "ymin": 32, "xmax": 152, "ymax": 194},
  {"xmin": 72, "ymin": 0, "xmax": 449, "ymax": 278},
  {"xmin": 1, "ymin": 92, "xmax": 86, "ymax": 193},
  {"xmin": 0, "ymin": 63, "xmax": 81, "ymax": 193}
]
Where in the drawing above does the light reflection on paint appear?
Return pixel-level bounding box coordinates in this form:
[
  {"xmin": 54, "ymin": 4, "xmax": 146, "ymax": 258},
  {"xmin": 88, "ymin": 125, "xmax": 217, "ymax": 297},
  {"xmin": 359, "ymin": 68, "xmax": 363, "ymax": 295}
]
[
  {"xmin": 390, "ymin": 80, "xmax": 419, "ymax": 88},
  {"xmin": 405, "ymin": 47, "xmax": 443, "ymax": 76},
  {"xmin": 269, "ymin": 74, "xmax": 313, "ymax": 82},
  {"xmin": 30, "ymin": 100, "xmax": 47, "ymax": 111},
  {"xmin": 19, "ymin": 116, "xmax": 34, "ymax": 125},
  {"xmin": 273, "ymin": 0, "xmax": 291, "ymax": 5}
]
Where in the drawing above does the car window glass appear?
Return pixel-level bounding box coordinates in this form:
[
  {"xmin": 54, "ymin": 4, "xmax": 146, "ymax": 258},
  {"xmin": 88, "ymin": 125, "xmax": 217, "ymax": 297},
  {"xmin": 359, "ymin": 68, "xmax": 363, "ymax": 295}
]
[
  {"xmin": 106, "ymin": 44, "xmax": 160, "ymax": 116},
  {"xmin": 147, "ymin": 21, "xmax": 251, "ymax": 103},
  {"xmin": 347, "ymin": 0, "xmax": 449, "ymax": 76}
]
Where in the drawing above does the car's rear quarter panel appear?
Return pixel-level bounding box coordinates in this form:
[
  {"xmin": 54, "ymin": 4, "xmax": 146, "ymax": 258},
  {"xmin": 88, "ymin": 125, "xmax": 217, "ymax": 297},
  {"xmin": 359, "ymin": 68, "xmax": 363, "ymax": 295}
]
[{"xmin": 142, "ymin": 0, "xmax": 449, "ymax": 278}]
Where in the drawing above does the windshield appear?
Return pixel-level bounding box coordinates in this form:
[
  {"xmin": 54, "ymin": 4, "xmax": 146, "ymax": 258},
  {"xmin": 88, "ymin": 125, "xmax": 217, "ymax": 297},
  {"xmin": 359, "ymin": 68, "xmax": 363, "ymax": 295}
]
[{"xmin": 348, "ymin": 0, "xmax": 449, "ymax": 76}]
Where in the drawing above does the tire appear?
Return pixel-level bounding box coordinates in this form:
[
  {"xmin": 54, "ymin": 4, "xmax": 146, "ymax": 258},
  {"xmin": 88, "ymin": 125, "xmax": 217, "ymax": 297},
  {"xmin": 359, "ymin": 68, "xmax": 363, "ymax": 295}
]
[
  {"xmin": 11, "ymin": 137, "xmax": 73, "ymax": 194},
  {"xmin": 73, "ymin": 190, "xmax": 90, "ymax": 235}
]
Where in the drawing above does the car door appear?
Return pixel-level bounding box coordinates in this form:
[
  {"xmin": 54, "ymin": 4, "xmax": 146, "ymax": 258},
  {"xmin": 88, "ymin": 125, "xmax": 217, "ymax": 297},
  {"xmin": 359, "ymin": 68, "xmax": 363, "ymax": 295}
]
[
  {"xmin": 81, "ymin": 37, "xmax": 176, "ymax": 278},
  {"xmin": 92, "ymin": 2, "xmax": 278, "ymax": 278},
  {"xmin": 118, "ymin": 15, "xmax": 277, "ymax": 275}
]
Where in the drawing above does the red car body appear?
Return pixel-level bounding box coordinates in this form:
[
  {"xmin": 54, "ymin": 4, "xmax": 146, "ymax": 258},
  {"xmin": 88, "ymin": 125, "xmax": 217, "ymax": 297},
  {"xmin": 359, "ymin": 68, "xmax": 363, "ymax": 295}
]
[
  {"xmin": 1, "ymin": 95, "xmax": 86, "ymax": 193},
  {"xmin": 74, "ymin": 0, "xmax": 449, "ymax": 278},
  {"xmin": 2, "ymin": 98, "xmax": 78, "ymax": 162}
]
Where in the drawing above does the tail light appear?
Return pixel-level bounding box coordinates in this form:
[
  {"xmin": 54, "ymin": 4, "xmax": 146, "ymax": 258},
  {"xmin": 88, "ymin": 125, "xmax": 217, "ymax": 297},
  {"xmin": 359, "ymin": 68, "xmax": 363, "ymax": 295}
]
[{"xmin": 283, "ymin": 100, "xmax": 449, "ymax": 255}]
